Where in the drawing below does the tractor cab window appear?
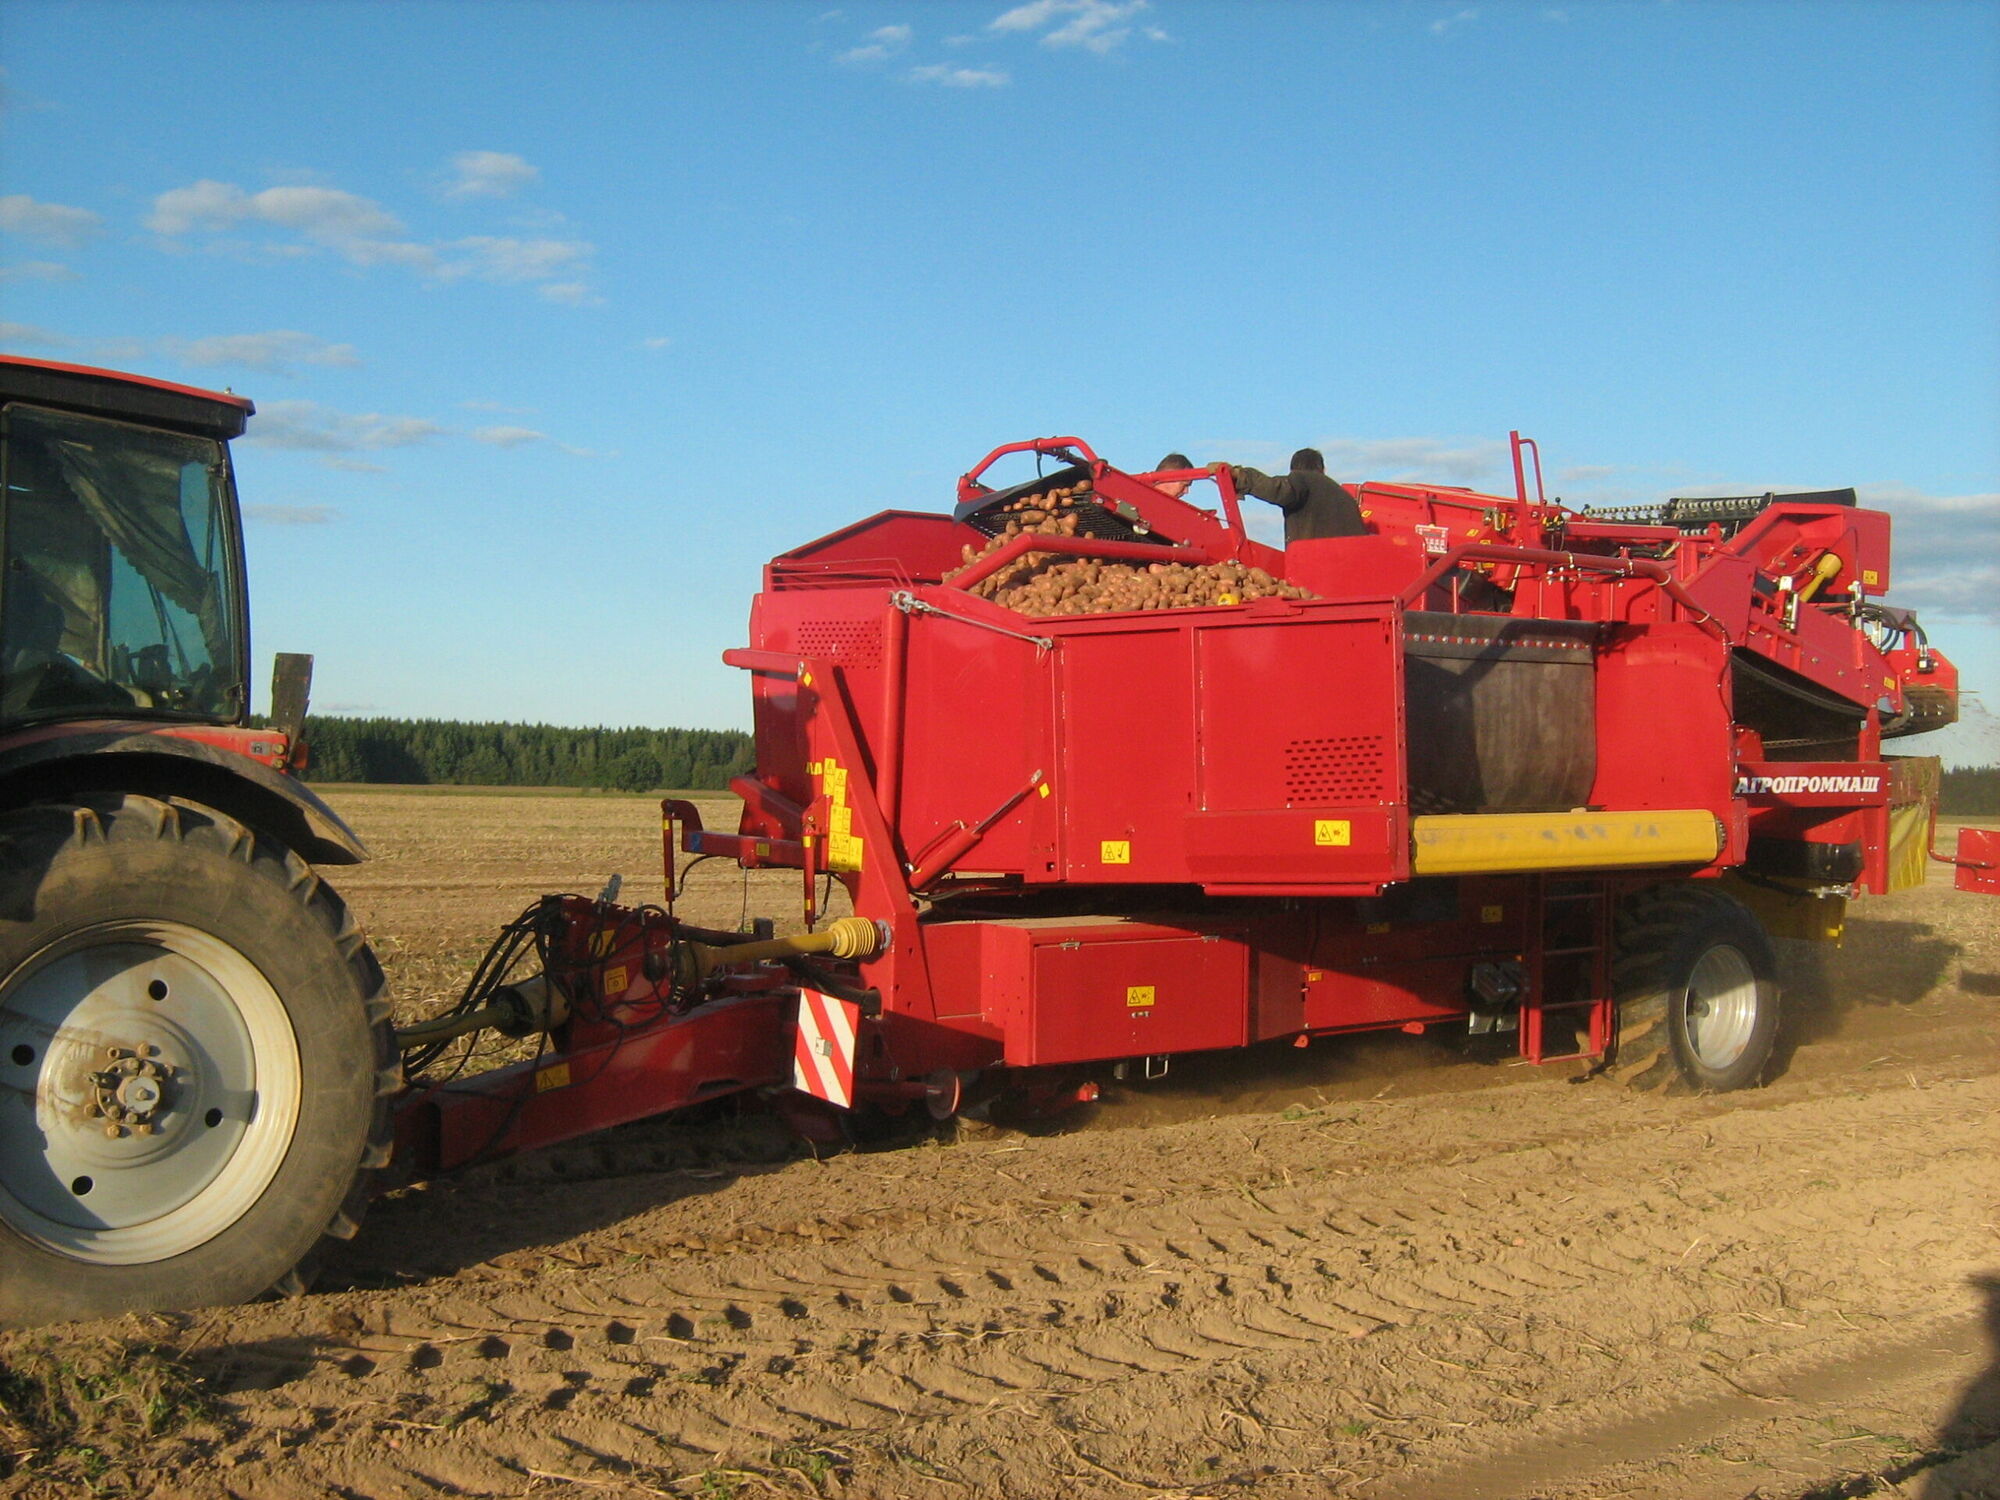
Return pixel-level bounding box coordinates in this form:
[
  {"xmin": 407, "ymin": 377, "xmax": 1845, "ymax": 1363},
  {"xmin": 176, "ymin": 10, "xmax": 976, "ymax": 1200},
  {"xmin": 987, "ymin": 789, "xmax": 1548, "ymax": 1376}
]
[{"xmin": 1, "ymin": 405, "xmax": 246, "ymax": 723}]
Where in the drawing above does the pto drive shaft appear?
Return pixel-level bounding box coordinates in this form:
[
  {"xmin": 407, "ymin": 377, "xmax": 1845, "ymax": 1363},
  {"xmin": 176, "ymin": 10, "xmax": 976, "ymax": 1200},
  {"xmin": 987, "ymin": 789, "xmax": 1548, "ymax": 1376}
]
[{"xmin": 394, "ymin": 916, "xmax": 886, "ymax": 1050}]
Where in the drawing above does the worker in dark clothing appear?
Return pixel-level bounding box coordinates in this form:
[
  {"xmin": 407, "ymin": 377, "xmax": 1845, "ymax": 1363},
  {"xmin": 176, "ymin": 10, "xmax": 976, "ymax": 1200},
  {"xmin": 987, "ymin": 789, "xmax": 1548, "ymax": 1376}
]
[{"xmin": 1229, "ymin": 448, "xmax": 1367, "ymax": 543}]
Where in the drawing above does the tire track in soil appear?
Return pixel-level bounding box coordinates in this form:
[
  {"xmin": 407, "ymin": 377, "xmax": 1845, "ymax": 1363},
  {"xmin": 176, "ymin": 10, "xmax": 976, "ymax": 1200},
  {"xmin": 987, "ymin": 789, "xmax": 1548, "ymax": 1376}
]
[{"xmin": 134, "ymin": 1062, "xmax": 2000, "ymax": 1499}]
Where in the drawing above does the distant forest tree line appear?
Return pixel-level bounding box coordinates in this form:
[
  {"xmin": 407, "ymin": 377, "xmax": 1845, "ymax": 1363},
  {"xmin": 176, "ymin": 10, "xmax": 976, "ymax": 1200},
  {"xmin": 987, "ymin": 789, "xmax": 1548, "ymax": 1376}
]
[
  {"xmin": 296, "ymin": 717, "xmax": 755, "ymax": 792},
  {"xmin": 1943, "ymin": 766, "xmax": 2000, "ymax": 816},
  {"xmin": 293, "ymin": 716, "xmax": 2000, "ymax": 809}
]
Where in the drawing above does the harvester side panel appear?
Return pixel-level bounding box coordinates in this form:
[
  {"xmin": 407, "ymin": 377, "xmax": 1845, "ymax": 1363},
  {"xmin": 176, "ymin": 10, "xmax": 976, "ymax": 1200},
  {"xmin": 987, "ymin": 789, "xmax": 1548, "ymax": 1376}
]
[
  {"xmin": 894, "ymin": 603, "xmax": 1053, "ymax": 882},
  {"xmin": 1591, "ymin": 622, "xmax": 1738, "ymax": 827}
]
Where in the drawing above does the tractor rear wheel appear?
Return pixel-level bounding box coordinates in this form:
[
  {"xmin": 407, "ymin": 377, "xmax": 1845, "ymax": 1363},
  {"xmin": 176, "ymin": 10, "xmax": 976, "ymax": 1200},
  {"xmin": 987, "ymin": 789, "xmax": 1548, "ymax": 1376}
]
[
  {"xmin": 1609, "ymin": 883, "xmax": 1780, "ymax": 1093},
  {"xmin": 0, "ymin": 795, "xmax": 395, "ymax": 1326}
]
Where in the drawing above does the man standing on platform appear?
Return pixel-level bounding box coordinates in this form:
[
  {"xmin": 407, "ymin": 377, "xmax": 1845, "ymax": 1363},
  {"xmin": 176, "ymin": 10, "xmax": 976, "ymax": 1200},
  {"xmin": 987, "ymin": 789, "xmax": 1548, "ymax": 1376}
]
[{"xmin": 1229, "ymin": 448, "xmax": 1367, "ymax": 542}]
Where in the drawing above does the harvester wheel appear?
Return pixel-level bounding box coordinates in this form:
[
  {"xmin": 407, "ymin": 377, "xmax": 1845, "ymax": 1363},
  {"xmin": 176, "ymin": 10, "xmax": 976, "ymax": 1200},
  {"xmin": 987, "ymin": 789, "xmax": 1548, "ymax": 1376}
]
[
  {"xmin": 1608, "ymin": 883, "xmax": 1779, "ymax": 1093},
  {"xmin": 0, "ymin": 795, "xmax": 395, "ymax": 1326}
]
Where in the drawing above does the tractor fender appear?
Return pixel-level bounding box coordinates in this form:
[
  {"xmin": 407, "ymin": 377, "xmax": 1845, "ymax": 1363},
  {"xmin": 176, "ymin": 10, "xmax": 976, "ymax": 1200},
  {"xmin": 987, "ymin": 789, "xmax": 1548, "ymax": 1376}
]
[{"xmin": 0, "ymin": 724, "xmax": 368, "ymax": 865}]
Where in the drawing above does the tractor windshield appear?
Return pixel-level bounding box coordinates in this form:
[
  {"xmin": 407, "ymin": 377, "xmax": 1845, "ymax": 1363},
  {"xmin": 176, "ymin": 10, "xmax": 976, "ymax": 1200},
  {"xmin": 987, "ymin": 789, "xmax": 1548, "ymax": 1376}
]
[{"xmin": 1, "ymin": 404, "xmax": 246, "ymax": 724}]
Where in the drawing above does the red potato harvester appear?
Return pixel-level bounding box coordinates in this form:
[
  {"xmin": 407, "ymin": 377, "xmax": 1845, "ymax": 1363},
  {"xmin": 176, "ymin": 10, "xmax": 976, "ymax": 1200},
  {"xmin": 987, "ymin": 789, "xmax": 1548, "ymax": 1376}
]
[
  {"xmin": 0, "ymin": 351, "xmax": 1991, "ymax": 1324},
  {"xmin": 393, "ymin": 433, "xmax": 1998, "ymax": 1175}
]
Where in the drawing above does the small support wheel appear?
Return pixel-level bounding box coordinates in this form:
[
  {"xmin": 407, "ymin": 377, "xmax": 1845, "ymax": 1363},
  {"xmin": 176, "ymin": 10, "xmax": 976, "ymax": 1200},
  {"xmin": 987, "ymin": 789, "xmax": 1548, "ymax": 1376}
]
[
  {"xmin": 923, "ymin": 1069, "xmax": 963, "ymax": 1122},
  {"xmin": 1609, "ymin": 883, "xmax": 1780, "ymax": 1093},
  {"xmin": 0, "ymin": 795, "xmax": 395, "ymax": 1326}
]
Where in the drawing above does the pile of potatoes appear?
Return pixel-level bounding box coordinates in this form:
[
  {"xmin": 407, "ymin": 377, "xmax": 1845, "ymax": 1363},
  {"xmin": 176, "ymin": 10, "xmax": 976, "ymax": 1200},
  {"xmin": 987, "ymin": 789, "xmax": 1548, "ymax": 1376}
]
[{"xmin": 943, "ymin": 482, "xmax": 1313, "ymax": 618}]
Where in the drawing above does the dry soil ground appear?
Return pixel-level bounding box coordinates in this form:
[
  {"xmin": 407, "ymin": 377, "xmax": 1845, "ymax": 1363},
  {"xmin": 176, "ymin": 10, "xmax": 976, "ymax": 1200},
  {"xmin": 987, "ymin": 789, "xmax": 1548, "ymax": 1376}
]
[{"xmin": 3, "ymin": 790, "xmax": 1996, "ymax": 1500}]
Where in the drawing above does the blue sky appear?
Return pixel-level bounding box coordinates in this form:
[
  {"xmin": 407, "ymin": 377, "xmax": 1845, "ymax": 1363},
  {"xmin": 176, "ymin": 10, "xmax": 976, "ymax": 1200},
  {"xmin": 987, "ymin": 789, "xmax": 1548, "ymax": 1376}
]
[{"xmin": 4, "ymin": 0, "xmax": 1996, "ymax": 761}]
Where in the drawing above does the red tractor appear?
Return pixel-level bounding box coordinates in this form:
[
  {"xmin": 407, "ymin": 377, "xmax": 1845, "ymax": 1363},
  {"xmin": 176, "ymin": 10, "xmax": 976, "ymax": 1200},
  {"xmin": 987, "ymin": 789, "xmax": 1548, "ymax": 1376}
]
[{"xmin": 0, "ymin": 358, "xmax": 394, "ymax": 1326}]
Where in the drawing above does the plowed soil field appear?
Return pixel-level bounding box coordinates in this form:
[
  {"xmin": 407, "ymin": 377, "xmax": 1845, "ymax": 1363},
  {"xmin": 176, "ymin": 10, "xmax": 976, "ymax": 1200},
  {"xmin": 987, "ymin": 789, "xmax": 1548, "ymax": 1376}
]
[{"xmin": 4, "ymin": 790, "xmax": 1996, "ymax": 1500}]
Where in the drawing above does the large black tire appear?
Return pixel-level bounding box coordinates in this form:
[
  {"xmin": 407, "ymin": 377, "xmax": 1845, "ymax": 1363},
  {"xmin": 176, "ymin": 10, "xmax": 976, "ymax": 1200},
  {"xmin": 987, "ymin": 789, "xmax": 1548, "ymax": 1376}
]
[
  {"xmin": 1608, "ymin": 883, "xmax": 1780, "ymax": 1094},
  {"xmin": 0, "ymin": 795, "xmax": 396, "ymax": 1326}
]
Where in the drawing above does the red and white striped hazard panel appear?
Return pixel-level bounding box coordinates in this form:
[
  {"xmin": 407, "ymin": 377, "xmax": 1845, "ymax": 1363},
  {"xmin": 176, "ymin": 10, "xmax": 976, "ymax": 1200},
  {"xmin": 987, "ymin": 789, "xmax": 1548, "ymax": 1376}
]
[{"xmin": 792, "ymin": 989, "xmax": 860, "ymax": 1110}]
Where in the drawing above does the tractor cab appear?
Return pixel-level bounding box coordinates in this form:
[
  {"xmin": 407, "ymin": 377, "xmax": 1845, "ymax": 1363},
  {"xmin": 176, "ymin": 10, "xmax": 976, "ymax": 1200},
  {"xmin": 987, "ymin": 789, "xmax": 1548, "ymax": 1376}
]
[{"xmin": 1, "ymin": 359, "xmax": 251, "ymax": 729}]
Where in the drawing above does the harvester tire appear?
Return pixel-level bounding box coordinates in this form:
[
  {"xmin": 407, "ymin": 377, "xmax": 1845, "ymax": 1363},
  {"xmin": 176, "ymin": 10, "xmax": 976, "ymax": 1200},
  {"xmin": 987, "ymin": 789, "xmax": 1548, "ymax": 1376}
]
[
  {"xmin": 0, "ymin": 795, "xmax": 396, "ymax": 1326},
  {"xmin": 1608, "ymin": 883, "xmax": 1779, "ymax": 1094}
]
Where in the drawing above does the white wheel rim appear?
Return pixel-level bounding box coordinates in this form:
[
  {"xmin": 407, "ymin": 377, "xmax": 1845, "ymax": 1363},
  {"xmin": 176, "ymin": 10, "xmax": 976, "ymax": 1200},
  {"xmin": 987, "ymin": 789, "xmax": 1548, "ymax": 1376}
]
[
  {"xmin": 1682, "ymin": 944, "xmax": 1760, "ymax": 1072},
  {"xmin": 0, "ymin": 921, "xmax": 301, "ymax": 1264}
]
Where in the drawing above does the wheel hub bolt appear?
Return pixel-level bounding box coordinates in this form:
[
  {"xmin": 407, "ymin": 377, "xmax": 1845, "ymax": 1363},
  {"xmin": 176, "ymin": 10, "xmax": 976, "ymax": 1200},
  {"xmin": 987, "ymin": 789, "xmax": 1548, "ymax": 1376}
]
[{"xmin": 87, "ymin": 1049, "xmax": 172, "ymax": 1128}]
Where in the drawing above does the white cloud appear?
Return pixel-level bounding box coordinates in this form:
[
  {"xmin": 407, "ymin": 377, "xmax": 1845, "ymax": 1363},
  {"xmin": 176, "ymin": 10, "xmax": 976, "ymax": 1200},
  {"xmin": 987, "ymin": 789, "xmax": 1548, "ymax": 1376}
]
[
  {"xmin": 1430, "ymin": 8, "xmax": 1480, "ymax": 36},
  {"xmin": 448, "ymin": 235, "xmax": 592, "ymax": 283},
  {"xmin": 243, "ymin": 504, "xmax": 339, "ymax": 525},
  {"xmin": 146, "ymin": 179, "xmax": 247, "ymax": 235},
  {"xmin": 471, "ymin": 423, "xmax": 596, "ymax": 458},
  {"xmin": 0, "ymin": 194, "xmax": 103, "ymax": 248},
  {"xmin": 244, "ymin": 399, "xmax": 445, "ymax": 453},
  {"xmin": 1316, "ymin": 436, "xmax": 1509, "ymax": 486},
  {"xmin": 162, "ymin": 330, "xmax": 362, "ymax": 374},
  {"xmin": 149, "ymin": 180, "xmax": 403, "ymax": 241},
  {"xmin": 1857, "ymin": 485, "xmax": 2000, "ymax": 625},
  {"xmin": 472, "ymin": 425, "xmax": 549, "ymax": 448},
  {"xmin": 641, "ymin": 336, "xmax": 672, "ymax": 351},
  {"xmin": 990, "ymin": 0, "xmax": 1157, "ymax": 55},
  {"xmin": 839, "ymin": 23, "xmax": 913, "ymax": 63},
  {"xmin": 148, "ymin": 180, "xmax": 438, "ymax": 271},
  {"xmin": 442, "ymin": 150, "xmax": 540, "ymax": 200},
  {"xmin": 0, "ymin": 260, "xmax": 77, "ymax": 283},
  {"xmin": 0, "ymin": 320, "xmax": 69, "ymax": 348},
  {"xmin": 148, "ymin": 176, "xmax": 600, "ymax": 302},
  {"xmin": 340, "ymin": 238, "xmax": 441, "ymax": 272},
  {"xmin": 250, "ymin": 184, "xmax": 405, "ymax": 239},
  {"xmin": 322, "ymin": 457, "xmax": 388, "ymax": 474},
  {"xmin": 911, "ymin": 63, "xmax": 1011, "ymax": 87},
  {"xmin": 537, "ymin": 280, "xmax": 603, "ymax": 306}
]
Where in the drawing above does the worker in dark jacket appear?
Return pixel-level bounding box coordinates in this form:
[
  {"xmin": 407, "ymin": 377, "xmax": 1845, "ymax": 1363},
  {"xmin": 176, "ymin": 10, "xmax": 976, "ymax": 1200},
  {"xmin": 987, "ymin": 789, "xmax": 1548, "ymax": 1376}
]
[{"xmin": 1230, "ymin": 448, "xmax": 1367, "ymax": 543}]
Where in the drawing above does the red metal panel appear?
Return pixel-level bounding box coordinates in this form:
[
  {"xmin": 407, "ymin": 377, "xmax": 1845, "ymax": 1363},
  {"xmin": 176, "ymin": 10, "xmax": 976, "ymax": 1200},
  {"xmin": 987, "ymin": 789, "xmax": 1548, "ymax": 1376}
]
[
  {"xmin": 397, "ymin": 993, "xmax": 792, "ymax": 1177},
  {"xmin": 1591, "ymin": 623, "xmax": 1734, "ymax": 822},
  {"xmin": 1301, "ymin": 957, "xmax": 1476, "ymax": 1032},
  {"xmin": 1957, "ymin": 828, "xmax": 2000, "ymax": 896},
  {"xmin": 1195, "ymin": 615, "xmax": 1401, "ymax": 811},
  {"xmin": 950, "ymin": 920, "xmax": 1250, "ymax": 1066},
  {"xmin": 1022, "ymin": 927, "xmax": 1249, "ymax": 1066},
  {"xmin": 1054, "ymin": 625, "xmax": 1199, "ymax": 883},
  {"xmin": 894, "ymin": 600, "xmax": 1054, "ymax": 883}
]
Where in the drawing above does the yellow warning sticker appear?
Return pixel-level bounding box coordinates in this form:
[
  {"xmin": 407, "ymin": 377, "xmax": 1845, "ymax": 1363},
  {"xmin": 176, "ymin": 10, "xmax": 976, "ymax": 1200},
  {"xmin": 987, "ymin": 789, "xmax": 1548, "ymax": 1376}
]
[
  {"xmin": 1101, "ymin": 840, "xmax": 1132, "ymax": 865},
  {"xmin": 1481, "ymin": 905, "xmax": 1504, "ymax": 924},
  {"xmin": 1038, "ymin": 782, "xmax": 1052, "ymax": 798},
  {"xmin": 1314, "ymin": 820, "xmax": 1351, "ymax": 846},
  {"xmin": 535, "ymin": 1063, "xmax": 571, "ymax": 1093},
  {"xmin": 1366, "ymin": 922, "xmax": 1390, "ymax": 934},
  {"xmin": 590, "ymin": 930, "xmax": 618, "ymax": 957},
  {"xmin": 1126, "ymin": 985, "xmax": 1156, "ymax": 1009},
  {"xmin": 1863, "ymin": 569, "xmax": 1881, "ymax": 587},
  {"xmin": 603, "ymin": 964, "xmax": 629, "ymax": 996},
  {"xmin": 815, "ymin": 756, "xmax": 865, "ymax": 871}
]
